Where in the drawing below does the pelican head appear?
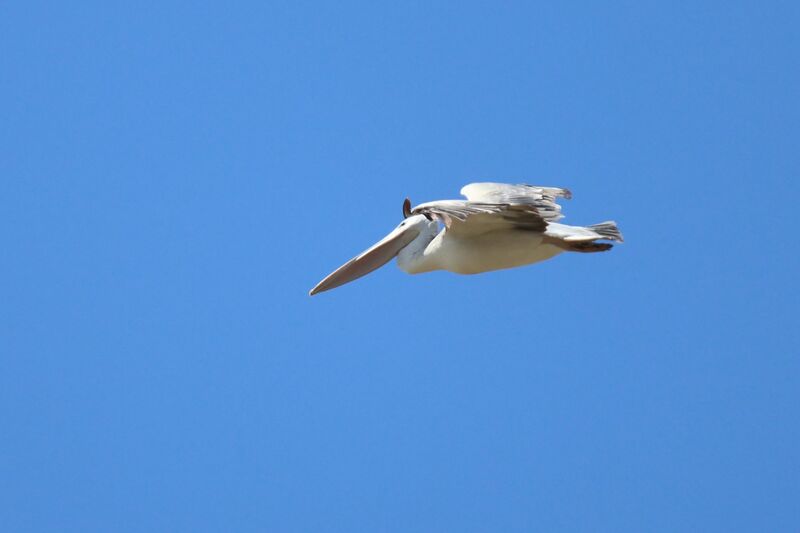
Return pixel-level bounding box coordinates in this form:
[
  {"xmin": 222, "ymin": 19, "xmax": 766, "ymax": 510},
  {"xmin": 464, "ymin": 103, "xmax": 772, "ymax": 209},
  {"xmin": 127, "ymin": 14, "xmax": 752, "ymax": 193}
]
[{"xmin": 309, "ymin": 200, "xmax": 435, "ymax": 296}]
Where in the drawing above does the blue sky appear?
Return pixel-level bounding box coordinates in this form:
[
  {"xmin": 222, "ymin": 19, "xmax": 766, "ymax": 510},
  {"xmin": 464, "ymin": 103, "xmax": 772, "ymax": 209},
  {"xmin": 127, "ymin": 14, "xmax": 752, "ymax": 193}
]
[{"xmin": 2, "ymin": 1, "xmax": 799, "ymax": 531}]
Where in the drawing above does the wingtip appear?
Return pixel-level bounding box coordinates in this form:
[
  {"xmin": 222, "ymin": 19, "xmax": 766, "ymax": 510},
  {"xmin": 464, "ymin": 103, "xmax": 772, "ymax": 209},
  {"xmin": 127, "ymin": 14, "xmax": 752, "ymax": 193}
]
[{"xmin": 588, "ymin": 221, "xmax": 624, "ymax": 242}]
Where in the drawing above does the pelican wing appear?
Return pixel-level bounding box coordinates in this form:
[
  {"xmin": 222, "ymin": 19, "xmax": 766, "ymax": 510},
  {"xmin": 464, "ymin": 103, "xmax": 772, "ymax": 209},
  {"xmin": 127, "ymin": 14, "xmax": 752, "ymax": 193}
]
[
  {"xmin": 460, "ymin": 182, "xmax": 572, "ymax": 222},
  {"xmin": 410, "ymin": 182, "xmax": 571, "ymax": 236}
]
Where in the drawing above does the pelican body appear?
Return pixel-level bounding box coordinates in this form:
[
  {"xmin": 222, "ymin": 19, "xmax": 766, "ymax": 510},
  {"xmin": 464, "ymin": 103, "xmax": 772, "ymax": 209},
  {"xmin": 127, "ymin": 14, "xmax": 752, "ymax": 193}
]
[{"xmin": 310, "ymin": 182, "xmax": 623, "ymax": 295}]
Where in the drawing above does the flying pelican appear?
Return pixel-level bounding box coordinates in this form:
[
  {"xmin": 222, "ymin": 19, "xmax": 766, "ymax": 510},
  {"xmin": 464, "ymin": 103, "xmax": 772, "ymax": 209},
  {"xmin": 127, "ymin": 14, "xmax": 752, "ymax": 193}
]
[{"xmin": 309, "ymin": 182, "xmax": 623, "ymax": 295}]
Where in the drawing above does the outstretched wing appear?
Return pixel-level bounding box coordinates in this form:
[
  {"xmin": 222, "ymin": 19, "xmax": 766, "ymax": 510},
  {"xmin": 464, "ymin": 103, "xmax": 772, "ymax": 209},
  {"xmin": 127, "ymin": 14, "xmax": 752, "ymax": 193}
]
[
  {"xmin": 410, "ymin": 182, "xmax": 571, "ymax": 236},
  {"xmin": 460, "ymin": 182, "xmax": 571, "ymax": 222}
]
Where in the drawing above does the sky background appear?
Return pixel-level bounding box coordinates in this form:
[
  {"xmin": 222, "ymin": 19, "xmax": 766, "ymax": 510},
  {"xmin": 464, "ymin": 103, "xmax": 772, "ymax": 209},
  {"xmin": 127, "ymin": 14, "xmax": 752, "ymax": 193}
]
[{"xmin": 2, "ymin": 1, "xmax": 799, "ymax": 531}]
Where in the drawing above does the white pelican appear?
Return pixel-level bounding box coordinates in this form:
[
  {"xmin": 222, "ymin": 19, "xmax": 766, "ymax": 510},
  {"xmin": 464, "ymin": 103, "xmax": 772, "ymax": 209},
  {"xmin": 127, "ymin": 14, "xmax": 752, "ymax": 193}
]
[{"xmin": 310, "ymin": 182, "xmax": 623, "ymax": 295}]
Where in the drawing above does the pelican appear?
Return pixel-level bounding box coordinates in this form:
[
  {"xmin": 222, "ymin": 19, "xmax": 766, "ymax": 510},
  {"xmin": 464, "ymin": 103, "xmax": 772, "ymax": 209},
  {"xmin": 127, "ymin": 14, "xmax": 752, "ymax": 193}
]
[{"xmin": 309, "ymin": 182, "xmax": 623, "ymax": 295}]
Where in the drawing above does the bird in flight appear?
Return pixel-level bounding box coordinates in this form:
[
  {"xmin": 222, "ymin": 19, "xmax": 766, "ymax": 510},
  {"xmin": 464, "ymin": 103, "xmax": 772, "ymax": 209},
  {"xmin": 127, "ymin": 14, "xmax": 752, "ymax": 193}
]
[{"xmin": 310, "ymin": 182, "xmax": 623, "ymax": 295}]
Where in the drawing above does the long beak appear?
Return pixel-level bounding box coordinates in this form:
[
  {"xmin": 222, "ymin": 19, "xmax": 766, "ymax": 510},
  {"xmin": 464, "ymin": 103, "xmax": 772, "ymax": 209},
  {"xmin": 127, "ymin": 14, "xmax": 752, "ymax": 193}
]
[{"xmin": 309, "ymin": 225, "xmax": 419, "ymax": 296}]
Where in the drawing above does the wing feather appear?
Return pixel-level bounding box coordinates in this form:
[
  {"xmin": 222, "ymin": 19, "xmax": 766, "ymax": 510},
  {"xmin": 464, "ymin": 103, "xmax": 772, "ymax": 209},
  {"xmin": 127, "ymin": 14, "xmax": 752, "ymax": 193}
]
[
  {"xmin": 460, "ymin": 182, "xmax": 571, "ymax": 222},
  {"xmin": 409, "ymin": 182, "xmax": 570, "ymax": 236}
]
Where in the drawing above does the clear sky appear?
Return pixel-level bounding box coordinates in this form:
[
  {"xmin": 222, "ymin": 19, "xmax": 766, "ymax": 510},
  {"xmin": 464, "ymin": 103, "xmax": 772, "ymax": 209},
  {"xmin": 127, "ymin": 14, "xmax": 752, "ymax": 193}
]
[{"xmin": 2, "ymin": 1, "xmax": 799, "ymax": 531}]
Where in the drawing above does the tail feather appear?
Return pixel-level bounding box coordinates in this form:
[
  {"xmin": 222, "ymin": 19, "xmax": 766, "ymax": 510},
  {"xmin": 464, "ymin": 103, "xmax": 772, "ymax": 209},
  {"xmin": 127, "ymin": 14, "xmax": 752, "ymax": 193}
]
[{"xmin": 588, "ymin": 221, "xmax": 624, "ymax": 242}]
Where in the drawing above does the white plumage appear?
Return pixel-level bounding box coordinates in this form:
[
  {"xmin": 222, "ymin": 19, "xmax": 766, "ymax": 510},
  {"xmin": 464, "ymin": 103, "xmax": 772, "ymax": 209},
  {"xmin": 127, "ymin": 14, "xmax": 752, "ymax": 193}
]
[{"xmin": 310, "ymin": 182, "xmax": 623, "ymax": 295}]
